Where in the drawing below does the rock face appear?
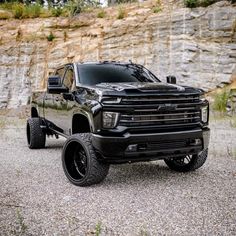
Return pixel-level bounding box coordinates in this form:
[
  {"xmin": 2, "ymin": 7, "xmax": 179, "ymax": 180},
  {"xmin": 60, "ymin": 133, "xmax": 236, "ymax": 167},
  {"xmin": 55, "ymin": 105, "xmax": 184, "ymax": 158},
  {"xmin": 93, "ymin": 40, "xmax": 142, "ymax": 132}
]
[{"xmin": 0, "ymin": 1, "xmax": 235, "ymax": 108}]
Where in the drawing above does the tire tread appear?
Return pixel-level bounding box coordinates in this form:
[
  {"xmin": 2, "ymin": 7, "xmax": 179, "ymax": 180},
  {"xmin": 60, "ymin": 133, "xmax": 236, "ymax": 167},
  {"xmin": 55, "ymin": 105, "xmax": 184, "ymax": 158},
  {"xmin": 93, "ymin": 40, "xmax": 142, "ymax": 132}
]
[
  {"xmin": 62, "ymin": 133, "xmax": 109, "ymax": 186},
  {"xmin": 27, "ymin": 118, "xmax": 46, "ymax": 149}
]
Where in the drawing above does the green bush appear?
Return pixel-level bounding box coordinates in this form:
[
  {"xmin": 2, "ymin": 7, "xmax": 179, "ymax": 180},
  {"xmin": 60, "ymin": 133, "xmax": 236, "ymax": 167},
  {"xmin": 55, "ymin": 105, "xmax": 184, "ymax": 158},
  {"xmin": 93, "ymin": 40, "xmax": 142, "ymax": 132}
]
[
  {"xmin": 12, "ymin": 3, "xmax": 24, "ymax": 19},
  {"xmin": 9, "ymin": 3, "xmax": 43, "ymax": 19},
  {"xmin": 46, "ymin": 32, "xmax": 55, "ymax": 41},
  {"xmin": 0, "ymin": 2, "xmax": 14, "ymax": 10},
  {"xmin": 184, "ymin": 0, "xmax": 198, "ymax": 8},
  {"xmin": 153, "ymin": 6, "xmax": 162, "ymax": 13},
  {"xmin": 97, "ymin": 9, "xmax": 106, "ymax": 18},
  {"xmin": 213, "ymin": 90, "xmax": 229, "ymax": 112},
  {"xmin": 184, "ymin": 0, "xmax": 219, "ymax": 8},
  {"xmin": 1, "ymin": 0, "xmax": 102, "ymax": 19},
  {"xmin": 65, "ymin": 1, "xmax": 82, "ymax": 16},
  {"xmin": 24, "ymin": 4, "xmax": 42, "ymax": 18},
  {"xmin": 51, "ymin": 7, "xmax": 63, "ymax": 17}
]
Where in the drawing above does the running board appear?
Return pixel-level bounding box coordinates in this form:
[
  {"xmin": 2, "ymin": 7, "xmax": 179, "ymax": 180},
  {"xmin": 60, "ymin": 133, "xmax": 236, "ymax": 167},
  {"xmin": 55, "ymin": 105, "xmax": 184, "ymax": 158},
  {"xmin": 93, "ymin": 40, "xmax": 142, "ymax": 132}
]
[{"xmin": 49, "ymin": 128, "xmax": 69, "ymax": 139}]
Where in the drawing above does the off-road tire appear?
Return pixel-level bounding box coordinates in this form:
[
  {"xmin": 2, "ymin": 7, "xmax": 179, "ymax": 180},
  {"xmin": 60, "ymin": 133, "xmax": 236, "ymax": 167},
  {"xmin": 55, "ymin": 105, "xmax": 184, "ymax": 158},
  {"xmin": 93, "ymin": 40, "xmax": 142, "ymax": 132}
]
[
  {"xmin": 62, "ymin": 133, "xmax": 110, "ymax": 187},
  {"xmin": 26, "ymin": 118, "xmax": 46, "ymax": 149},
  {"xmin": 164, "ymin": 149, "xmax": 208, "ymax": 172}
]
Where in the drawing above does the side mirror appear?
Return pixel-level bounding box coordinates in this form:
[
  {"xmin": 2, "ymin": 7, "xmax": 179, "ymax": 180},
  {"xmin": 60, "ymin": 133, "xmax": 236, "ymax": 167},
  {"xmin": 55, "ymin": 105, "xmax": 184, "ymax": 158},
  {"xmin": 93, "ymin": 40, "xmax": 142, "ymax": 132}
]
[
  {"xmin": 166, "ymin": 76, "xmax": 176, "ymax": 84},
  {"xmin": 47, "ymin": 76, "xmax": 69, "ymax": 94}
]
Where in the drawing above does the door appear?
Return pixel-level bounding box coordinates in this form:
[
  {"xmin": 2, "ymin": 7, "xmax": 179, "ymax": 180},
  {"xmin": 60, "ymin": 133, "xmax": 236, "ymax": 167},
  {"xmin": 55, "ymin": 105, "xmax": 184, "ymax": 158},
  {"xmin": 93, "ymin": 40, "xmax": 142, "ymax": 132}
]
[
  {"xmin": 55, "ymin": 65, "xmax": 75, "ymax": 134},
  {"xmin": 44, "ymin": 67, "xmax": 65, "ymax": 132}
]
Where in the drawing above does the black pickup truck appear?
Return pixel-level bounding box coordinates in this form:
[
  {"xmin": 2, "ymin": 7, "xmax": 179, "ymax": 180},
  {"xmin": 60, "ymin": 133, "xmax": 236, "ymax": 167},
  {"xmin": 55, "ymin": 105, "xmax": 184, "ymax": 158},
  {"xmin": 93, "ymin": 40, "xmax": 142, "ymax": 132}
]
[{"xmin": 27, "ymin": 61, "xmax": 210, "ymax": 186}]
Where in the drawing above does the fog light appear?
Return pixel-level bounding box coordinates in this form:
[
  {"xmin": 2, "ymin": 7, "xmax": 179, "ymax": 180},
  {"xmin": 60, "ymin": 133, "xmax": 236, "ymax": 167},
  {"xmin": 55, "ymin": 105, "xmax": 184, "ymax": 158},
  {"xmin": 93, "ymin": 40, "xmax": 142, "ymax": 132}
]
[
  {"xmin": 103, "ymin": 112, "xmax": 119, "ymax": 129},
  {"xmin": 190, "ymin": 139, "xmax": 202, "ymax": 146},
  {"xmin": 126, "ymin": 144, "xmax": 137, "ymax": 152}
]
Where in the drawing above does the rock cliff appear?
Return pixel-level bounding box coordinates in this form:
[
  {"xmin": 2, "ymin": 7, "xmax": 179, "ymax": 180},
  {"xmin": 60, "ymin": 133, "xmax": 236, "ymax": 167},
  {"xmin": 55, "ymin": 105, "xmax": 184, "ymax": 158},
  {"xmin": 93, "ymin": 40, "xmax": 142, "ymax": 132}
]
[{"xmin": 0, "ymin": 1, "xmax": 235, "ymax": 108}]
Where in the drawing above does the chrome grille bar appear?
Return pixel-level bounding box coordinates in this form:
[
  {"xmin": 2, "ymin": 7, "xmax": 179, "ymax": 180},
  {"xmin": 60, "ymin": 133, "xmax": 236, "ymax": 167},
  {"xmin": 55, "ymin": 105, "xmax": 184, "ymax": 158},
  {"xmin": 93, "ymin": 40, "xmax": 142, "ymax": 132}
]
[
  {"xmin": 121, "ymin": 112, "xmax": 200, "ymax": 118},
  {"xmin": 120, "ymin": 116, "xmax": 200, "ymax": 123},
  {"xmin": 122, "ymin": 97, "xmax": 199, "ymax": 103}
]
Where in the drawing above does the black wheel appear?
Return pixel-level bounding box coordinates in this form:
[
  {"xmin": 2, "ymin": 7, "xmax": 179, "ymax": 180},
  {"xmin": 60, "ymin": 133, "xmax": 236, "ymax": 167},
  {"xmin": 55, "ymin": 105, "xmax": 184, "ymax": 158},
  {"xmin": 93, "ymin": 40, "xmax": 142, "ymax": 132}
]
[
  {"xmin": 26, "ymin": 118, "xmax": 46, "ymax": 149},
  {"xmin": 164, "ymin": 149, "xmax": 208, "ymax": 172},
  {"xmin": 62, "ymin": 133, "xmax": 110, "ymax": 187}
]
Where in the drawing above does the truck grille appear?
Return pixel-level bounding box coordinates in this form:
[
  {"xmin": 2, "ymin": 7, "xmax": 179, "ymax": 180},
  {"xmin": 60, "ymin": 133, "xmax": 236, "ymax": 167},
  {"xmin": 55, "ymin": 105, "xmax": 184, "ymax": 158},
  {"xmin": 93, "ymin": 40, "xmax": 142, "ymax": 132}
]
[
  {"xmin": 148, "ymin": 140, "xmax": 187, "ymax": 150},
  {"xmin": 118, "ymin": 95, "xmax": 201, "ymax": 128}
]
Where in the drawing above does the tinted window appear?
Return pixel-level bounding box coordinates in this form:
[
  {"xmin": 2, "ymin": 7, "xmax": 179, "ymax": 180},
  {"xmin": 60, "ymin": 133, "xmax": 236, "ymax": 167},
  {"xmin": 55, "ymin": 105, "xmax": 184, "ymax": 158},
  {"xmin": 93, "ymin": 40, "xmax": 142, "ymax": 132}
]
[
  {"xmin": 63, "ymin": 67, "xmax": 74, "ymax": 90},
  {"xmin": 77, "ymin": 64, "xmax": 159, "ymax": 86}
]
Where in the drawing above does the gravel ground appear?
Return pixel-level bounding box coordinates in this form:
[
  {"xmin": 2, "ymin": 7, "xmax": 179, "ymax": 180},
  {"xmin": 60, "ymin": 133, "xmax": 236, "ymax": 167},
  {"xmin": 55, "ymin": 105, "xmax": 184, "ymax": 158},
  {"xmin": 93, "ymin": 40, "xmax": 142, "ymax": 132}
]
[{"xmin": 0, "ymin": 117, "xmax": 236, "ymax": 236}]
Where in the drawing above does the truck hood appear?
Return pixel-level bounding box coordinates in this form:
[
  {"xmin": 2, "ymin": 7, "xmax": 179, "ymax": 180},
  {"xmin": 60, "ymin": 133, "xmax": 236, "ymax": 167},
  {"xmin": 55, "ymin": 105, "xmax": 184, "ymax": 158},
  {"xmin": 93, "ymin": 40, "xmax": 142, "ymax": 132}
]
[{"xmin": 95, "ymin": 82, "xmax": 186, "ymax": 93}]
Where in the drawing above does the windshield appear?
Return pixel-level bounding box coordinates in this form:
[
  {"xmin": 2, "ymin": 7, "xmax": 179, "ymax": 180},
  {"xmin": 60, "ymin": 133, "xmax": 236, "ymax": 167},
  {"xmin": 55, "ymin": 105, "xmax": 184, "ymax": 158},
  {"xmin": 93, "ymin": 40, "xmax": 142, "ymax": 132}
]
[{"xmin": 77, "ymin": 63, "xmax": 160, "ymax": 86}]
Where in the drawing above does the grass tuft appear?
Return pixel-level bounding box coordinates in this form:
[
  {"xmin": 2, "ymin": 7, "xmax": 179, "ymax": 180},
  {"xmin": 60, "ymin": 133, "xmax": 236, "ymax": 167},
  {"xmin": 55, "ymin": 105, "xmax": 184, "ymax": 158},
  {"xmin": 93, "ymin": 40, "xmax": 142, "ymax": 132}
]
[
  {"xmin": 153, "ymin": 6, "xmax": 162, "ymax": 13},
  {"xmin": 152, "ymin": 0, "xmax": 162, "ymax": 13},
  {"xmin": 1, "ymin": 1, "xmax": 102, "ymax": 19},
  {"xmin": 95, "ymin": 222, "xmax": 102, "ymax": 236},
  {"xmin": 12, "ymin": 3, "xmax": 24, "ymax": 19},
  {"xmin": 213, "ymin": 89, "xmax": 229, "ymax": 112},
  {"xmin": 97, "ymin": 9, "xmax": 106, "ymax": 18},
  {"xmin": 51, "ymin": 7, "xmax": 64, "ymax": 17},
  {"xmin": 16, "ymin": 209, "xmax": 27, "ymax": 235},
  {"xmin": 24, "ymin": 4, "xmax": 41, "ymax": 18},
  {"xmin": 117, "ymin": 6, "xmax": 126, "ymax": 19},
  {"xmin": 46, "ymin": 32, "xmax": 55, "ymax": 42}
]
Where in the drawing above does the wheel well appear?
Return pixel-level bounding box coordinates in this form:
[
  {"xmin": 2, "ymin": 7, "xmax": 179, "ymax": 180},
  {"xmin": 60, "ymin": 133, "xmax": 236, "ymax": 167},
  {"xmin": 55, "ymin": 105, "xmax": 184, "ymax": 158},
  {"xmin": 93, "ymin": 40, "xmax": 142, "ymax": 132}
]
[
  {"xmin": 31, "ymin": 107, "xmax": 38, "ymax": 118},
  {"xmin": 72, "ymin": 114, "xmax": 91, "ymax": 134}
]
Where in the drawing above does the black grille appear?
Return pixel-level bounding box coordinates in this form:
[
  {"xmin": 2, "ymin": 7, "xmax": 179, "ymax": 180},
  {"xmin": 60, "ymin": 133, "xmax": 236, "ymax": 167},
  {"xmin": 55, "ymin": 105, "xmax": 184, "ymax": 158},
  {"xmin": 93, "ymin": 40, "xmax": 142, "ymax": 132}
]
[
  {"xmin": 118, "ymin": 95, "xmax": 201, "ymax": 128},
  {"xmin": 148, "ymin": 140, "xmax": 187, "ymax": 150},
  {"xmin": 121, "ymin": 95, "xmax": 200, "ymax": 105}
]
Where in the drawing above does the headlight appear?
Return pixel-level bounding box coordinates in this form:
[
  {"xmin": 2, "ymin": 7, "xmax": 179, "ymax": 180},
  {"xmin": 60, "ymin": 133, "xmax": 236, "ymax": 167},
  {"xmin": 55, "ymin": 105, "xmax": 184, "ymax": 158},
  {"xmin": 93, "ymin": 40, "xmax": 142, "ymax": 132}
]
[
  {"xmin": 200, "ymin": 94, "xmax": 206, "ymax": 102},
  {"xmin": 103, "ymin": 112, "xmax": 119, "ymax": 128},
  {"xmin": 201, "ymin": 106, "xmax": 209, "ymax": 123},
  {"xmin": 102, "ymin": 97, "xmax": 121, "ymax": 104}
]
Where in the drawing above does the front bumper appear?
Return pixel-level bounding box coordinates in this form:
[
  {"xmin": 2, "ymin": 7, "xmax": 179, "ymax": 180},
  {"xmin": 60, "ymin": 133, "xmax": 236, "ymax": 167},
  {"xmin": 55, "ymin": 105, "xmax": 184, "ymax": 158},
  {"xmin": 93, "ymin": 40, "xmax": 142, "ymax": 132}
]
[{"xmin": 92, "ymin": 128, "xmax": 210, "ymax": 163}]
